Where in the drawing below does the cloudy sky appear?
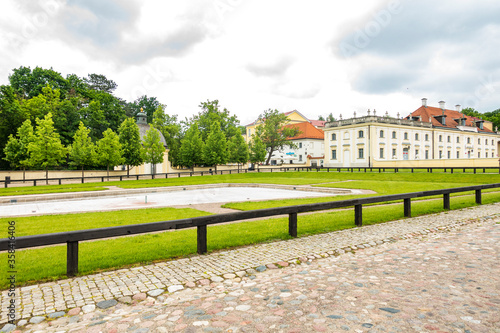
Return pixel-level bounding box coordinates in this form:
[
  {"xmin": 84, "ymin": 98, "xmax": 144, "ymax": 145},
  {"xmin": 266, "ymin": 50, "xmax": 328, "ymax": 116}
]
[{"xmin": 1, "ymin": 0, "xmax": 499, "ymax": 125}]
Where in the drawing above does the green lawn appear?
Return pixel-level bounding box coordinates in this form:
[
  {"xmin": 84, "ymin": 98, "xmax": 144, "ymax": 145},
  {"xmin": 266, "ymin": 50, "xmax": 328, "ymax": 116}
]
[
  {"xmin": 0, "ymin": 184, "xmax": 107, "ymax": 196},
  {"xmin": 2, "ymin": 190, "xmax": 499, "ymax": 289}
]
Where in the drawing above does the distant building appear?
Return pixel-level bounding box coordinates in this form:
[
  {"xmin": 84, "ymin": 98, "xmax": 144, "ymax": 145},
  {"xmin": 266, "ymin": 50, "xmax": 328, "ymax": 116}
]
[
  {"xmin": 323, "ymin": 99, "xmax": 500, "ymax": 168},
  {"xmin": 118, "ymin": 109, "xmax": 171, "ymax": 174},
  {"xmin": 245, "ymin": 110, "xmax": 326, "ymax": 166}
]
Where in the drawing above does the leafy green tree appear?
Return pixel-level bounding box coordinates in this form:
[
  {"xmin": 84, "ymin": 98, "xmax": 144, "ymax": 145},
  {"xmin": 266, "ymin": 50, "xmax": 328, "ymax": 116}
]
[
  {"xmin": 0, "ymin": 85, "xmax": 25, "ymax": 169},
  {"xmin": 248, "ymin": 133, "xmax": 267, "ymax": 168},
  {"xmin": 228, "ymin": 132, "xmax": 249, "ymax": 170},
  {"xmin": 256, "ymin": 109, "xmax": 301, "ymax": 165},
  {"xmin": 3, "ymin": 120, "xmax": 34, "ymax": 181},
  {"xmin": 142, "ymin": 128, "xmax": 165, "ymax": 175},
  {"xmin": 462, "ymin": 107, "xmax": 481, "ymax": 118},
  {"xmin": 78, "ymin": 100, "xmax": 109, "ymax": 140},
  {"xmin": 9, "ymin": 66, "xmax": 69, "ymax": 99},
  {"xmin": 119, "ymin": 118, "xmax": 144, "ymax": 176},
  {"xmin": 326, "ymin": 113, "xmax": 335, "ymax": 122},
  {"xmin": 190, "ymin": 100, "xmax": 240, "ymax": 141},
  {"xmin": 87, "ymin": 90, "xmax": 126, "ymax": 134},
  {"xmin": 69, "ymin": 122, "xmax": 96, "ymax": 178},
  {"xmin": 202, "ymin": 121, "xmax": 228, "ymax": 172},
  {"xmin": 152, "ymin": 105, "xmax": 181, "ymax": 166},
  {"xmin": 97, "ymin": 128, "xmax": 124, "ymax": 179},
  {"xmin": 28, "ymin": 113, "xmax": 67, "ymax": 183},
  {"xmin": 317, "ymin": 115, "xmax": 325, "ymax": 121},
  {"xmin": 84, "ymin": 74, "xmax": 117, "ymax": 93},
  {"xmin": 179, "ymin": 123, "xmax": 203, "ymax": 170}
]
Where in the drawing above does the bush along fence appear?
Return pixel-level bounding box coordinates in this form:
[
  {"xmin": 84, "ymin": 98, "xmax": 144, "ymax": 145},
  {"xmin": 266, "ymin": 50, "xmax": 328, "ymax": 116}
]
[
  {"xmin": 3, "ymin": 166, "xmax": 500, "ymax": 188},
  {"xmin": 0, "ymin": 183, "xmax": 498, "ymax": 277}
]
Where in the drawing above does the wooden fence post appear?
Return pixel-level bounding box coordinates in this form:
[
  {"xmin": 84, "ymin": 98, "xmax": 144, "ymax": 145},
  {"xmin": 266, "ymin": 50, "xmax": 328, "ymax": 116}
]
[
  {"xmin": 443, "ymin": 193, "xmax": 450, "ymax": 210},
  {"xmin": 289, "ymin": 213, "xmax": 297, "ymax": 238},
  {"xmin": 404, "ymin": 198, "xmax": 411, "ymax": 217},
  {"xmin": 197, "ymin": 225, "xmax": 207, "ymax": 254},
  {"xmin": 355, "ymin": 204, "xmax": 362, "ymax": 227},
  {"xmin": 475, "ymin": 189, "xmax": 482, "ymax": 204},
  {"xmin": 67, "ymin": 241, "xmax": 79, "ymax": 277}
]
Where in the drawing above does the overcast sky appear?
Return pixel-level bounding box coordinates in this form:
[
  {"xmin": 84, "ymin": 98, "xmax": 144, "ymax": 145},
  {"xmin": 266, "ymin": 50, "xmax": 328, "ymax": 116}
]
[{"xmin": 1, "ymin": 0, "xmax": 499, "ymax": 126}]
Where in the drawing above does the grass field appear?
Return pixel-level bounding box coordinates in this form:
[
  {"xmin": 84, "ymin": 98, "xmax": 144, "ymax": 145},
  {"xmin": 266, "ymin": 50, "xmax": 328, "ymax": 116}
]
[{"xmin": 1, "ymin": 170, "xmax": 500, "ymax": 289}]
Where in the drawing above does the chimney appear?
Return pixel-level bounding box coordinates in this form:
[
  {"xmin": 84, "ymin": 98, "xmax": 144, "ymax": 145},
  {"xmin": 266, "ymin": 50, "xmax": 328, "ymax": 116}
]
[
  {"xmin": 421, "ymin": 98, "xmax": 427, "ymax": 107},
  {"xmin": 455, "ymin": 104, "xmax": 461, "ymax": 112},
  {"xmin": 439, "ymin": 101, "xmax": 445, "ymax": 110}
]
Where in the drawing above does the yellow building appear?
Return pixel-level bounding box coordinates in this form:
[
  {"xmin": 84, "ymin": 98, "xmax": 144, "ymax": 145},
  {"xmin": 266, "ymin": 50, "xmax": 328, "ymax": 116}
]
[{"xmin": 323, "ymin": 99, "xmax": 500, "ymax": 168}]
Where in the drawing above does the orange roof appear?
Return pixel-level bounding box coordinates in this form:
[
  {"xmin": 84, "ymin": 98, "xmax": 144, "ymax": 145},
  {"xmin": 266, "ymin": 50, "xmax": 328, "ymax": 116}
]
[
  {"xmin": 408, "ymin": 106, "xmax": 494, "ymax": 133},
  {"xmin": 284, "ymin": 122, "xmax": 324, "ymax": 140}
]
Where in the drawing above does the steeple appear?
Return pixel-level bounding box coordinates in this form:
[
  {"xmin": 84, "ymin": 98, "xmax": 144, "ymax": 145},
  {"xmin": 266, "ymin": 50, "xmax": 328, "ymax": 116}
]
[{"xmin": 136, "ymin": 107, "xmax": 147, "ymax": 125}]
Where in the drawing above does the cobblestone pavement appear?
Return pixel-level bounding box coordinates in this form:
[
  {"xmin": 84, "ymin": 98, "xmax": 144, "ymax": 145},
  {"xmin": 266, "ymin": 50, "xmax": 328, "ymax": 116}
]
[{"xmin": 1, "ymin": 204, "xmax": 499, "ymax": 332}]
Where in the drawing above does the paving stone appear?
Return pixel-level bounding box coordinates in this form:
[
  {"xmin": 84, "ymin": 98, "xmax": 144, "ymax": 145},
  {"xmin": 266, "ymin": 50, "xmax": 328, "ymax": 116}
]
[
  {"xmin": 147, "ymin": 289, "xmax": 164, "ymax": 297},
  {"xmin": 47, "ymin": 311, "xmax": 65, "ymax": 319},
  {"xmin": 167, "ymin": 285, "xmax": 183, "ymax": 293},
  {"xmin": 96, "ymin": 299, "xmax": 117, "ymax": 309},
  {"xmin": 29, "ymin": 316, "xmax": 45, "ymax": 324},
  {"xmin": 0, "ymin": 324, "xmax": 15, "ymax": 333}
]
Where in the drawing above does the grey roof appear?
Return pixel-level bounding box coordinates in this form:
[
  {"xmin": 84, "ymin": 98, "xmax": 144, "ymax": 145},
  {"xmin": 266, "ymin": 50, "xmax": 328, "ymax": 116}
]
[{"xmin": 138, "ymin": 123, "xmax": 167, "ymax": 148}]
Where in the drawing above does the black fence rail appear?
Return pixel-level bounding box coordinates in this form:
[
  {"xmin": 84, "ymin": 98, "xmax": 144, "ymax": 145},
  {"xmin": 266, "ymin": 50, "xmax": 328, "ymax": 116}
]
[
  {"xmin": 2, "ymin": 166, "xmax": 500, "ymax": 188},
  {"xmin": 1, "ymin": 183, "xmax": 498, "ymax": 277}
]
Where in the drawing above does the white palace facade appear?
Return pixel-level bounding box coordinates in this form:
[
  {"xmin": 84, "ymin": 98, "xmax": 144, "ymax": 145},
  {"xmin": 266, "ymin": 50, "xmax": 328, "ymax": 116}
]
[{"xmin": 323, "ymin": 99, "xmax": 500, "ymax": 168}]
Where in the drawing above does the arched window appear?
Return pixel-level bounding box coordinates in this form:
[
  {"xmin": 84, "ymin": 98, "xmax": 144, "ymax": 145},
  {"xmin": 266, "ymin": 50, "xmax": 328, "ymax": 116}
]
[
  {"xmin": 392, "ymin": 131, "xmax": 396, "ymax": 139},
  {"xmin": 331, "ymin": 133, "xmax": 336, "ymax": 141},
  {"xmin": 358, "ymin": 130, "xmax": 364, "ymax": 138},
  {"xmin": 380, "ymin": 130, "xmax": 384, "ymax": 138}
]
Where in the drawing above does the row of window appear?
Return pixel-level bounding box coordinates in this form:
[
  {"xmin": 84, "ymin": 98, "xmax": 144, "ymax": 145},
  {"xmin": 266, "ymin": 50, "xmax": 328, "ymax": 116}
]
[
  {"xmin": 331, "ymin": 148, "xmax": 495, "ymax": 160},
  {"xmin": 331, "ymin": 131, "xmax": 495, "ymax": 145}
]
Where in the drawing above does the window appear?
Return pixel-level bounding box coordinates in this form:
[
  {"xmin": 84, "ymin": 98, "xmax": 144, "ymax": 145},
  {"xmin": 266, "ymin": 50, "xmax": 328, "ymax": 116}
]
[
  {"xmin": 478, "ymin": 138, "xmax": 481, "ymax": 144},
  {"xmin": 425, "ymin": 150, "xmax": 429, "ymax": 159},
  {"xmin": 415, "ymin": 133, "xmax": 419, "ymax": 141},
  {"xmin": 358, "ymin": 148, "xmax": 364, "ymax": 159},
  {"xmin": 439, "ymin": 150, "xmax": 443, "ymax": 159},
  {"xmin": 447, "ymin": 151, "xmax": 451, "ymax": 159},
  {"xmin": 486, "ymin": 152, "xmax": 488, "ymax": 158},
  {"xmin": 415, "ymin": 149, "xmax": 419, "ymax": 158},
  {"xmin": 457, "ymin": 137, "xmax": 460, "ymax": 143},
  {"xmin": 331, "ymin": 133, "xmax": 336, "ymax": 141},
  {"xmin": 439, "ymin": 135, "xmax": 443, "ymax": 142},
  {"xmin": 404, "ymin": 132, "xmax": 408, "ymax": 140},
  {"xmin": 478, "ymin": 152, "xmax": 480, "ymax": 158},
  {"xmin": 331, "ymin": 149, "xmax": 337, "ymax": 160},
  {"xmin": 299, "ymin": 142, "xmax": 302, "ymax": 148},
  {"xmin": 299, "ymin": 155, "xmax": 302, "ymax": 161},
  {"xmin": 392, "ymin": 148, "xmax": 397, "ymax": 158},
  {"xmin": 392, "ymin": 131, "xmax": 396, "ymax": 139},
  {"xmin": 358, "ymin": 130, "xmax": 364, "ymax": 138},
  {"xmin": 379, "ymin": 147, "xmax": 384, "ymax": 159},
  {"xmin": 467, "ymin": 137, "xmax": 471, "ymax": 144},
  {"xmin": 380, "ymin": 130, "xmax": 384, "ymax": 138},
  {"xmin": 447, "ymin": 136, "xmax": 451, "ymax": 143},
  {"xmin": 486, "ymin": 139, "xmax": 488, "ymax": 145},
  {"xmin": 457, "ymin": 151, "xmax": 460, "ymax": 159},
  {"xmin": 425, "ymin": 134, "xmax": 429, "ymax": 141},
  {"xmin": 492, "ymin": 139, "xmax": 495, "ymax": 145},
  {"xmin": 248, "ymin": 129, "xmax": 251, "ymax": 136}
]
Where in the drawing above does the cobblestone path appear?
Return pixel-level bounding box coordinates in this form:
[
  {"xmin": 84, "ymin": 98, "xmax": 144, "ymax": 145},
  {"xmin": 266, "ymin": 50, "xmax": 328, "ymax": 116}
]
[{"xmin": 1, "ymin": 204, "xmax": 499, "ymax": 332}]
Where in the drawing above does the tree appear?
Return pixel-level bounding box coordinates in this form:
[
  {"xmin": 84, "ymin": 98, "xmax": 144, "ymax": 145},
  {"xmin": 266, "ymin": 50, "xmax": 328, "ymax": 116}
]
[
  {"xmin": 0, "ymin": 85, "xmax": 25, "ymax": 169},
  {"xmin": 228, "ymin": 132, "xmax": 249, "ymax": 171},
  {"xmin": 256, "ymin": 109, "xmax": 301, "ymax": 165},
  {"xmin": 3, "ymin": 120, "xmax": 34, "ymax": 181},
  {"xmin": 78, "ymin": 100, "xmax": 109, "ymax": 140},
  {"xmin": 142, "ymin": 128, "xmax": 165, "ymax": 175},
  {"xmin": 119, "ymin": 118, "xmax": 144, "ymax": 176},
  {"xmin": 69, "ymin": 122, "xmax": 96, "ymax": 178},
  {"xmin": 9, "ymin": 66, "xmax": 69, "ymax": 99},
  {"xmin": 97, "ymin": 128, "xmax": 124, "ymax": 179},
  {"xmin": 190, "ymin": 100, "xmax": 240, "ymax": 141},
  {"xmin": 318, "ymin": 115, "xmax": 325, "ymax": 121},
  {"xmin": 84, "ymin": 73, "xmax": 117, "ymax": 93},
  {"xmin": 202, "ymin": 121, "xmax": 228, "ymax": 172},
  {"xmin": 327, "ymin": 113, "xmax": 335, "ymax": 122},
  {"xmin": 248, "ymin": 133, "xmax": 267, "ymax": 168},
  {"xmin": 28, "ymin": 113, "xmax": 67, "ymax": 183},
  {"xmin": 152, "ymin": 105, "xmax": 181, "ymax": 166},
  {"xmin": 179, "ymin": 123, "xmax": 203, "ymax": 170}
]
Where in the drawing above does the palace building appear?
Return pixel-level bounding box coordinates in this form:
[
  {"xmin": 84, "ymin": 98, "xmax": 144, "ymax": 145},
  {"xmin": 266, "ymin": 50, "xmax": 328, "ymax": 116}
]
[{"xmin": 323, "ymin": 99, "xmax": 500, "ymax": 168}]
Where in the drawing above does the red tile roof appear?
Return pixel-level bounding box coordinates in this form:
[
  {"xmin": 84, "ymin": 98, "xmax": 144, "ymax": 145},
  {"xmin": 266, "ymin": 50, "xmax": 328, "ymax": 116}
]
[
  {"xmin": 309, "ymin": 120, "xmax": 326, "ymax": 127},
  {"xmin": 284, "ymin": 122, "xmax": 324, "ymax": 140},
  {"xmin": 408, "ymin": 106, "xmax": 494, "ymax": 133}
]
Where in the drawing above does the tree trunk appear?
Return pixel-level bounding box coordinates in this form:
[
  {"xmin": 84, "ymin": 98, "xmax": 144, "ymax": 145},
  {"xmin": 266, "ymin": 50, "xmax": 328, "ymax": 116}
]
[
  {"xmin": 127, "ymin": 165, "xmax": 130, "ymax": 177},
  {"xmin": 23, "ymin": 167, "xmax": 26, "ymax": 183},
  {"xmin": 45, "ymin": 168, "xmax": 49, "ymax": 185},
  {"xmin": 81, "ymin": 166, "xmax": 84, "ymax": 179},
  {"xmin": 265, "ymin": 148, "xmax": 274, "ymax": 165},
  {"xmin": 215, "ymin": 165, "xmax": 217, "ymax": 173},
  {"xmin": 107, "ymin": 165, "xmax": 110, "ymax": 180}
]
